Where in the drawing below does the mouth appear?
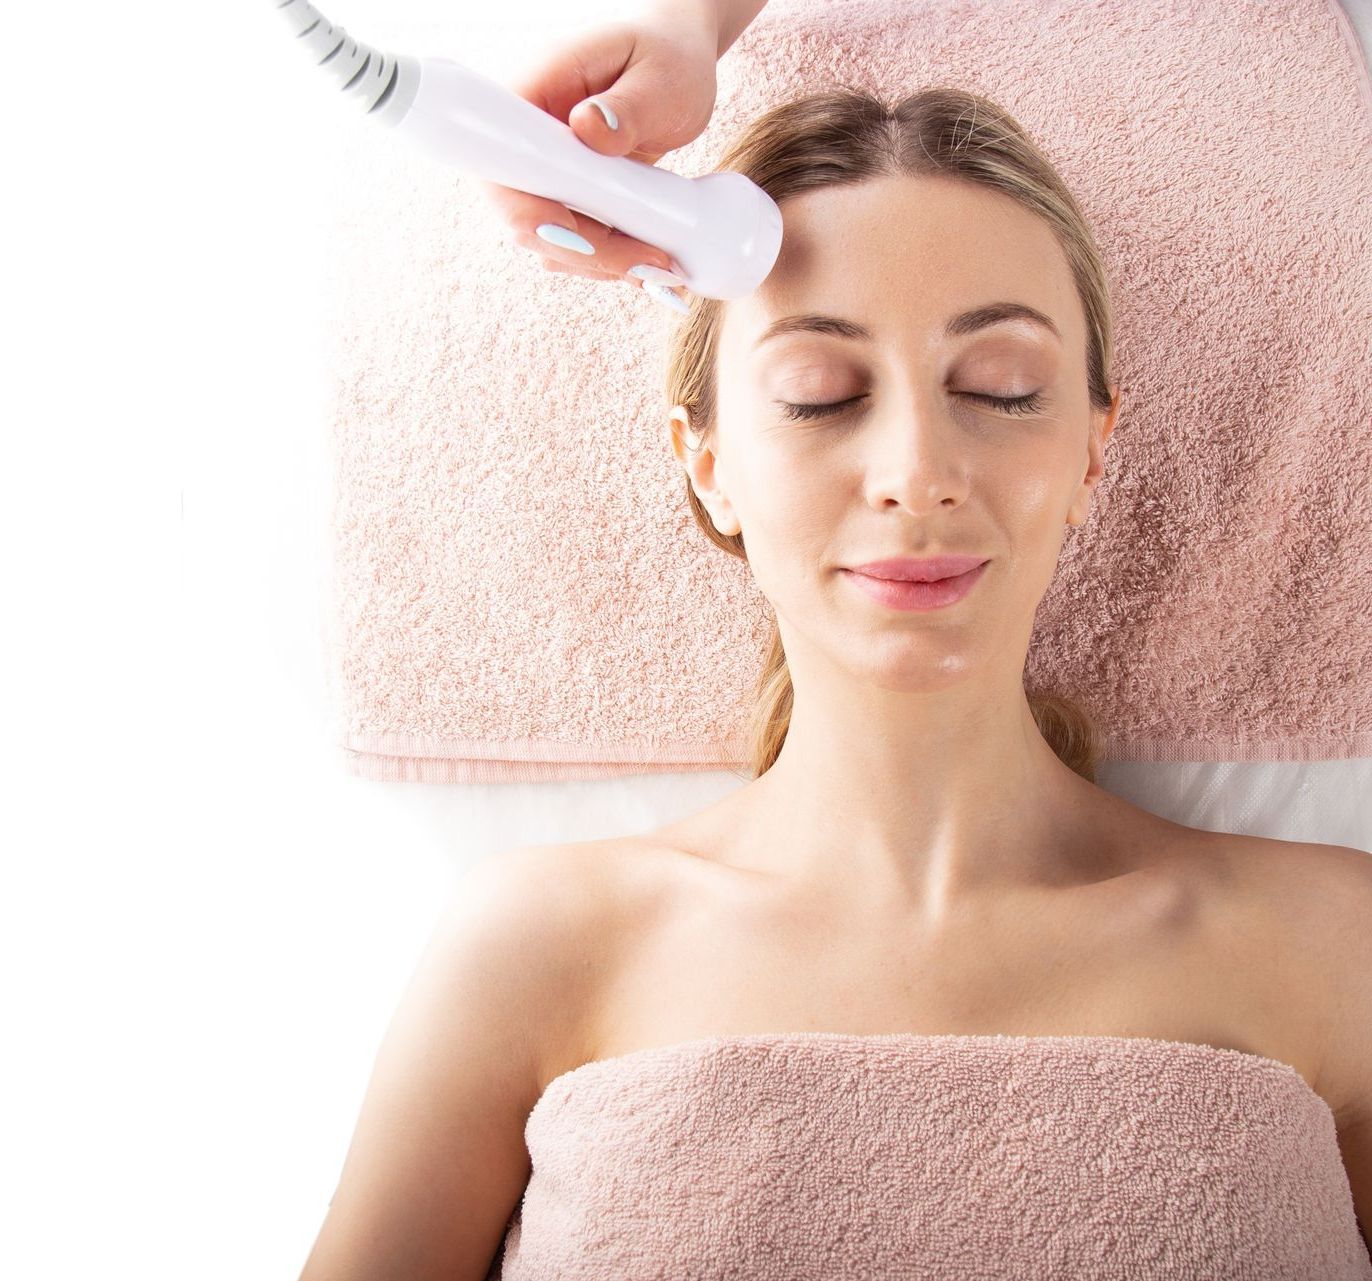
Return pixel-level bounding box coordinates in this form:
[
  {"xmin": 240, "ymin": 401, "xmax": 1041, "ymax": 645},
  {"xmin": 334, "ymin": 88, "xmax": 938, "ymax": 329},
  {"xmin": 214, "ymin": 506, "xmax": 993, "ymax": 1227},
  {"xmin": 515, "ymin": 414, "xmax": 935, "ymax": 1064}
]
[
  {"xmin": 839, "ymin": 560, "xmax": 990, "ymax": 611},
  {"xmin": 843, "ymin": 555, "xmax": 990, "ymax": 583}
]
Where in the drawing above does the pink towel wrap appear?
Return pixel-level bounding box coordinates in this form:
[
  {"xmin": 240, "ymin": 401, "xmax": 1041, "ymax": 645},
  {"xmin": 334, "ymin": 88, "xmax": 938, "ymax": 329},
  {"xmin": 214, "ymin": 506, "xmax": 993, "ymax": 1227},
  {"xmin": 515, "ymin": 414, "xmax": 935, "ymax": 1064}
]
[
  {"xmin": 321, "ymin": 0, "xmax": 1372, "ymax": 782},
  {"xmin": 488, "ymin": 1031, "xmax": 1371, "ymax": 1279}
]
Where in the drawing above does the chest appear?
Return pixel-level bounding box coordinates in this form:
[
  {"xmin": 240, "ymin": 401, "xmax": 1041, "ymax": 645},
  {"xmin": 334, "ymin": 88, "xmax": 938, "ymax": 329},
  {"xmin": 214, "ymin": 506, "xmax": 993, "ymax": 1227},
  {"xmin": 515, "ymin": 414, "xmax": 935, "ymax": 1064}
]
[{"xmin": 589, "ymin": 840, "xmax": 1324, "ymax": 1098}]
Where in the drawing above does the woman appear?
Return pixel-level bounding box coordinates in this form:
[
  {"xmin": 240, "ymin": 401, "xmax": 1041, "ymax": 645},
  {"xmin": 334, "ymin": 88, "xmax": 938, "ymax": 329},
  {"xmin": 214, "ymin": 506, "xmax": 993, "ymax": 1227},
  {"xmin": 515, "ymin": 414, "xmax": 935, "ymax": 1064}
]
[{"xmin": 297, "ymin": 2, "xmax": 1372, "ymax": 1278}]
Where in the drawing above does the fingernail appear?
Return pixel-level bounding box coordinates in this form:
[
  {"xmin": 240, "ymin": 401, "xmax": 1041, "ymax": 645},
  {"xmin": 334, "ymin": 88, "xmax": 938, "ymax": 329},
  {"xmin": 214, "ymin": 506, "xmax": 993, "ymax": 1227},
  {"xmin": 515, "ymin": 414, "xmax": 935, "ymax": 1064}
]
[
  {"xmin": 629, "ymin": 263, "xmax": 686, "ymax": 287},
  {"xmin": 588, "ymin": 97, "xmax": 618, "ymax": 130},
  {"xmin": 644, "ymin": 282, "xmax": 689, "ymax": 315},
  {"xmin": 536, "ymin": 224, "xmax": 595, "ymax": 255}
]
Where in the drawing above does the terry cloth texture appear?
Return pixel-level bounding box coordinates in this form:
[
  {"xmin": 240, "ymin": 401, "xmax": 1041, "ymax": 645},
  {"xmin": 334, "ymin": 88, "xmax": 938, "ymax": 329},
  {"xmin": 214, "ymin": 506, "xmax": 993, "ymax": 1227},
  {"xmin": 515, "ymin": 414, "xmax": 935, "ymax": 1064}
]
[{"xmin": 487, "ymin": 1031, "xmax": 1372, "ymax": 1279}]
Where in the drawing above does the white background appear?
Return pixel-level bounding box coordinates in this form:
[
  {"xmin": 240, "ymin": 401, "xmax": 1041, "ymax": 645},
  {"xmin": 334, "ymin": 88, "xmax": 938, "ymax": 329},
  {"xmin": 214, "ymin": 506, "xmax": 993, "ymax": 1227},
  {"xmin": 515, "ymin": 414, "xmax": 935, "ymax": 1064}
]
[
  {"xmin": 4, "ymin": 2, "xmax": 1369, "ymax": 1278},
  {"xmin": 2, "ymin": 3, "xmax": 668, "ymax": 1279}
]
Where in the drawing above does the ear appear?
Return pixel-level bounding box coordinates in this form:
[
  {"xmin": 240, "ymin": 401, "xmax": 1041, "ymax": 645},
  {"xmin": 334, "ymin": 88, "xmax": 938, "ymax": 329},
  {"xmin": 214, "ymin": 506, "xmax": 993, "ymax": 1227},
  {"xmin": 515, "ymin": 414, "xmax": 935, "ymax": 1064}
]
[
  {"xmin": 1066, "ymin": 383, "xmax": 1122, "ymax": 528},
  {"xmin": 668, "ymin": 406, "xmax": 741, "ymax": 536}
]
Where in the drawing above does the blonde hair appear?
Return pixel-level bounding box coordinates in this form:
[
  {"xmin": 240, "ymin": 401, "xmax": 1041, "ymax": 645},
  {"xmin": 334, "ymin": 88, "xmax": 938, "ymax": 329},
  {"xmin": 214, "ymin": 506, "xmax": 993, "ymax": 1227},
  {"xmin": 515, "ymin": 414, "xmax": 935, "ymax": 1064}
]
[{"xmin": 664, "ymin": 86, "xmax": 1109, "ymax": 783}]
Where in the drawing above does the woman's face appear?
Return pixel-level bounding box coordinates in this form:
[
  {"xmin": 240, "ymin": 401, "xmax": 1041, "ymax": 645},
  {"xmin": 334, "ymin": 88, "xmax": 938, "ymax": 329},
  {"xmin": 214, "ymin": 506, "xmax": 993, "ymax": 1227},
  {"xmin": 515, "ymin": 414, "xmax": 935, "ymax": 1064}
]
[{"xmin": 681, "ymin": 173, "xmax": 1118, "ymax": 690}]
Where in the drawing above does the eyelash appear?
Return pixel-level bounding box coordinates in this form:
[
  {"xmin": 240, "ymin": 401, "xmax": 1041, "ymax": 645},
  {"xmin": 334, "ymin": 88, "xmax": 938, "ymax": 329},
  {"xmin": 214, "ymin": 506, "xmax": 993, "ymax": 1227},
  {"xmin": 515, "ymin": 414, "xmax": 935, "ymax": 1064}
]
[{"xmin": 779, "ymin": 391, "xmax": 1045, "ymax": 421}]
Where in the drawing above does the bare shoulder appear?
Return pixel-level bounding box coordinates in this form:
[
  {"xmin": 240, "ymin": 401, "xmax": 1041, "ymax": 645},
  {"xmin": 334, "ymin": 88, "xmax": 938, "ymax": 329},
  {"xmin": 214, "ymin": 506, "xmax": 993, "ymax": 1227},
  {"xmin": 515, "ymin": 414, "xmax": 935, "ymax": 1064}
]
[
  {"xmin": 466, "ymin": 837, "xmax": 681, "ymax": 1091},
  {"xmin": 1299, "ymin": 840, "xmax": 1372, "ymax": 1132},
  {"xmin": 1260, "ymin": 838, "xmax": 1372, "ymax": 1257},
  {"xmin": 1222, "ymin": 834, "xmax": 1372, "ymax": 1129}
]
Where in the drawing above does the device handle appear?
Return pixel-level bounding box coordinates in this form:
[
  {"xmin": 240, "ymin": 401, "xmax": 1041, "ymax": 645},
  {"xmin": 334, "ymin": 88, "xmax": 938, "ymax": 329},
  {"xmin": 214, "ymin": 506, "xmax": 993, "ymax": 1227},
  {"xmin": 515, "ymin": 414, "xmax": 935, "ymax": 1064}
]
[{"xmin": 397, "ymin": 57, "xmax": 780, "ymax": 300}]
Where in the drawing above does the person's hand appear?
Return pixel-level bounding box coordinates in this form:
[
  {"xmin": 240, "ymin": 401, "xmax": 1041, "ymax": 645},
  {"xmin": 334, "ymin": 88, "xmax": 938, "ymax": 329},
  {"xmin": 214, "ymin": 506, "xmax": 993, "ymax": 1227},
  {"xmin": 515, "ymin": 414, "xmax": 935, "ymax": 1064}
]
[{"xmin": 477, "ymin": 11, "xmax": 721, "ymax": 313}]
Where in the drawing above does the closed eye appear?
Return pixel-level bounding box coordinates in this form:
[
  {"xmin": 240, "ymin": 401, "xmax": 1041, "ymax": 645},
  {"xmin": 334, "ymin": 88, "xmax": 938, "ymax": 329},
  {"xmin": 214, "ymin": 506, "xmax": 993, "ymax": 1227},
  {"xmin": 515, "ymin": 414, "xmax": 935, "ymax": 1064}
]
[{"xmin": 778, "ymin": 392, "xmax": 1045, "ymax": 421}]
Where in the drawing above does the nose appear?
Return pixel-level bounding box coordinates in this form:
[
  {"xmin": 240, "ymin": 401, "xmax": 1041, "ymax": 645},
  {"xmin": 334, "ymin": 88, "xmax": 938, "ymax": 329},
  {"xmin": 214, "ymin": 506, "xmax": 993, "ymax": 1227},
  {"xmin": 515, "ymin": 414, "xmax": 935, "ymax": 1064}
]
[{"xmin": 860, "ymin": 388, "xmax": 972, "ymax": 515}]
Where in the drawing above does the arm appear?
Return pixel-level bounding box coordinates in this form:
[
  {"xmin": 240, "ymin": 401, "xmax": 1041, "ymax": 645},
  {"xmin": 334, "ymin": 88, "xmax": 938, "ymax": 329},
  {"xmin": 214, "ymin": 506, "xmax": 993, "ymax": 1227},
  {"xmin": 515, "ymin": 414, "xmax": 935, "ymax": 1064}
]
[
  {"xmin": 1309, "ymin": 844, "xmax": 1372, "ymax": 1256},
  {"xmin": 647, "ymin": 0, "xmax": 772, "ymax": 58},
  {"xmin": 713, "ymin": 0, "xmax": 772, "ymax": 56},
  {"xmin": 295, "ymin": 845, "xmax": 605, "ymax": 1281}
]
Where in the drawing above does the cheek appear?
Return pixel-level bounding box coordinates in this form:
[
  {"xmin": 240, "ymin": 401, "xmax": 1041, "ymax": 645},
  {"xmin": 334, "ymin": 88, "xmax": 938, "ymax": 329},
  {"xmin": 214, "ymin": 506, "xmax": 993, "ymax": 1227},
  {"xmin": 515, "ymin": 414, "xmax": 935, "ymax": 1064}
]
[
  {"xmin": 1005, "ymin": 470, "xmax": 1062, "ymax": 523},
  {"xmin": 728, "ymin": 458, "xmax": 843, "ymax": 596},
  {"xmin": 992, "ymin": 426, "xmax": 1079, "ymax": 509},
  {"xmin": 756, "ymin": 468, "xmax": 844, "ymax": 555},
  {"xmin": 995, "ymin": 458, "xmax": 1077, "ymax": 586},
  {"xmin": 733, "ymin": 443, "xmax": 836, "ymax": 530}
]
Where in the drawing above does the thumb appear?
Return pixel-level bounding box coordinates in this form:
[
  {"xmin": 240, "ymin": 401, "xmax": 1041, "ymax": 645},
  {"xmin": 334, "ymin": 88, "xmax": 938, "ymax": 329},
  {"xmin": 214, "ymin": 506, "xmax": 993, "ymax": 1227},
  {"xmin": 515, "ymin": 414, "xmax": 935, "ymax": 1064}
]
[
  {"xmin": 511, "ymin": 22, "xmax": 713, "ymax": 167},
  {"xmin": 568, "ymin": 59, "xmax": 701, "ymax": 166}
]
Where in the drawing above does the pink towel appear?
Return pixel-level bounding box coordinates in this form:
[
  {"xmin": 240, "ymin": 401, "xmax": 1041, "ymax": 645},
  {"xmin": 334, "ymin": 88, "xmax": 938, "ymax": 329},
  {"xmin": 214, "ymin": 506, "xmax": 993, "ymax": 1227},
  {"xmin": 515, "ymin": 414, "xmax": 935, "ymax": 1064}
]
[
  {"xmin": 320, "ymin": 0, "xmax": 1372, "ymax": 783},
  {"xmin": 488, "ymin": 1032, "xmax": 1371, "ymax": 1279}
]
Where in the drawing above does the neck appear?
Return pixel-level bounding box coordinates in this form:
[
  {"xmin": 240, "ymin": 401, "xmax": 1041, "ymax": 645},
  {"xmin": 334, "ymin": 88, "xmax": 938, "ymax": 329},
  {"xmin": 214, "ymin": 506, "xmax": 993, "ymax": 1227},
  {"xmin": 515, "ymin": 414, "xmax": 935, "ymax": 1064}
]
[{"xmin": 740, "ymin": 670, "xmax": 1110, "ymax": 923}]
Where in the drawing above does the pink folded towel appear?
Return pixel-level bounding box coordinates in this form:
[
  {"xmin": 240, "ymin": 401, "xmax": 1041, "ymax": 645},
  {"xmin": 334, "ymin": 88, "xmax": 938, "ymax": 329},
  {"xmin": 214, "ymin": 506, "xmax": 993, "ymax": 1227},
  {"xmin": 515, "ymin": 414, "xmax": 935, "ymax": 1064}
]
[
  {"xmin": 321, "ymin": 0, "xmax": 1372, "ymax": 782},
  {"xmin": 488, "ymin": 1031, "xmax": 1371, "ymax": 1279}
]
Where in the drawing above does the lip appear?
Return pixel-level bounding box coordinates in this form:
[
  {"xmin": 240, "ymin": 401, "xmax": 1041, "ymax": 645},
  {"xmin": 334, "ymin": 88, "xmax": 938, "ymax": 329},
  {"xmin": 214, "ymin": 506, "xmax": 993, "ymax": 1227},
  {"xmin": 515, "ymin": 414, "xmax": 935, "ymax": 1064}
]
[
  {"xmin": 845, "ymin": 555, "xmax": 989, "ymax": 582},
  {"xmin": 839, "ymin": 560, "xmax": 989, "ymax": 612}
]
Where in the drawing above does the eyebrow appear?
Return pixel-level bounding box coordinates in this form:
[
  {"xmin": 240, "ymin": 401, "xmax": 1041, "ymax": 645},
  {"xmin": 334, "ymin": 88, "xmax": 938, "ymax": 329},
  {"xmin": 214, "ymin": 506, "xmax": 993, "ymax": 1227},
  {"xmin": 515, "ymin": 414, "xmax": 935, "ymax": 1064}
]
[{"xmin": 752, "ymin": 301, "xmax": 1062, "ymax": 349}]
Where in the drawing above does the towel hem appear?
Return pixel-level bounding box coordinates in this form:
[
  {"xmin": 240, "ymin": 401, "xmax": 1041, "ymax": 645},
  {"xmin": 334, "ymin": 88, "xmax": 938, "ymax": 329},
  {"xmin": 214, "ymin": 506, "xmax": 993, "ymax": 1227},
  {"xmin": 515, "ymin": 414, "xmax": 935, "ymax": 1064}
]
[
  {"xmin": 1327, "ymin": 0, "xmax": 1372, "ymax": 118},
  {"xmin": 341, "ymin": 731, "xmax": 1372, "ymax": 782}
]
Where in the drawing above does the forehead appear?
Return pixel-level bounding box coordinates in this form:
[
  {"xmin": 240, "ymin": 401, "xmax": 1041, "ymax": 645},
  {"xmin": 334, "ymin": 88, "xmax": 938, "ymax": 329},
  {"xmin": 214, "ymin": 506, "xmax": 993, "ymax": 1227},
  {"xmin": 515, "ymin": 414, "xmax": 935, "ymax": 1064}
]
[{"xmin": 720, "ymin": 174, "xmax": 1081, "ymax": 357}]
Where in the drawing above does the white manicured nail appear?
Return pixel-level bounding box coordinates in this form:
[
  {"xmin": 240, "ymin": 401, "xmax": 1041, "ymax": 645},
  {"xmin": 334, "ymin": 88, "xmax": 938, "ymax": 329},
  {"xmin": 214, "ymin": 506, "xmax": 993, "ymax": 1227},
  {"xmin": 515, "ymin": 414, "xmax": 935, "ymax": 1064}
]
[
  {"xmin": 588, "ymin": 97, "xmax": 618, "ymax": 130},
  {"xmin": 629, "ymin": 263, "xmax": 686, "ymax": 287},
  {"xmin": 644, "ymin": 282, "xmax": 689, "ymax": 314}
]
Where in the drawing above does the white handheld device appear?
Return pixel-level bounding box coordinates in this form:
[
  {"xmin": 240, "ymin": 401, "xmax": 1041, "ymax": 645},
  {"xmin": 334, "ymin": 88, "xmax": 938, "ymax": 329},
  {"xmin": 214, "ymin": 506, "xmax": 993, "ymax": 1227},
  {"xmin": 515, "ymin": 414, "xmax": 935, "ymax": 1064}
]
[{"xmin": 275, "ymin": 1, "xmax": 783, "ymax": 300}]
